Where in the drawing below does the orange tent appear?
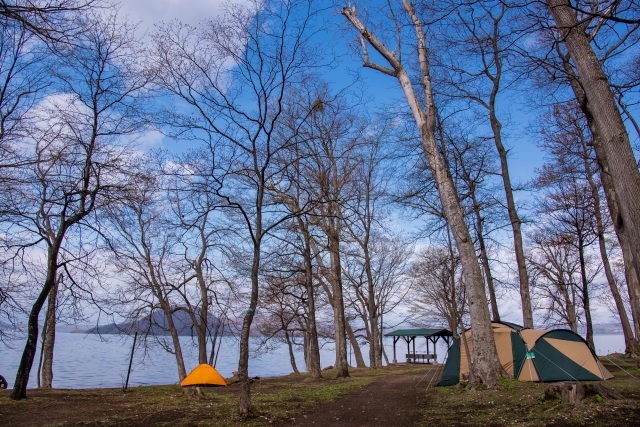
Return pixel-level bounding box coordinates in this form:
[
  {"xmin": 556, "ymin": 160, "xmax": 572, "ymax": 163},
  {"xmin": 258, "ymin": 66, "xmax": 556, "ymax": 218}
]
[{"xmin": 180, "ymin": 364, "xmax": 227, "ymax": 387}]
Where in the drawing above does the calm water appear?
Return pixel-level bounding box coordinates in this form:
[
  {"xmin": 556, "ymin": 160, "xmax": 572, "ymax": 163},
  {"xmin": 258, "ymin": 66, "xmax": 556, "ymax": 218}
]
[{"xmin": 0, "ymin": 333, "xmax": 624, "ymax": 390}]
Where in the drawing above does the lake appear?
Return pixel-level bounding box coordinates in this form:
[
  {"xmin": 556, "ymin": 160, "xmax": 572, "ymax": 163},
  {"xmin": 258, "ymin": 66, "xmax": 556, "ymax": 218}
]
[{"xmin": 0, "ymin": 333, "xmax": 625, "ymax": 390}]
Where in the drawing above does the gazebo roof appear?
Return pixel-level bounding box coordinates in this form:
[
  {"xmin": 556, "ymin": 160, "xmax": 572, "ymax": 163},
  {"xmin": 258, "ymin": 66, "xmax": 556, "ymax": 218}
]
[{"xmin": 384, "ymin": 328, "xmax": 452, "ymax": 337}]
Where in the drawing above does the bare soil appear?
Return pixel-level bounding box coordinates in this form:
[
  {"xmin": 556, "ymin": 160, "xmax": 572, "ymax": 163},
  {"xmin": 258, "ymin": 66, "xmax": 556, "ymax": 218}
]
[{"xmin": 277, "ymin": 368, "xmax": 433, "ymax": 426}]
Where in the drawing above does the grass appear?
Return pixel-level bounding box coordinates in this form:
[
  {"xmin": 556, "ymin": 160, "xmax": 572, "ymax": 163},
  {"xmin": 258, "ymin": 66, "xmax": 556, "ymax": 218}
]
[
  {"xmin": 416, "ymin": 354, "xmax": 640, "ymax": 427},
  {"xmin": 1, "ymin": 357, "xmax": 638, "ymax": 426}
]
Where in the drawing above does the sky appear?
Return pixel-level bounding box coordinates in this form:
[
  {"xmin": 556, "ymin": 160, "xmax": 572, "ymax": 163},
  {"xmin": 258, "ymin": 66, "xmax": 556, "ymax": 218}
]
[{"xmin": 112, "ymin": 0, "xmax": 627, "ymax": 328}]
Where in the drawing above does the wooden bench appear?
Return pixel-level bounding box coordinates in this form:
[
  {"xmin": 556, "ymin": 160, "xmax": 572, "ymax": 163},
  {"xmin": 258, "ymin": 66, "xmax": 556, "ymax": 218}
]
[{"xmin": 406, "ymin": 353, "xmax": 437, "ymax": 364}]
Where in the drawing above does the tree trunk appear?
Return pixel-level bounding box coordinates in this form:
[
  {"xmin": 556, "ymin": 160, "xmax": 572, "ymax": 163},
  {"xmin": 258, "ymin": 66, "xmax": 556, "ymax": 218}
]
[
  {"xmin": 284, "ymin": 329, "xmax": 299, "ymax": 374},
  {"xmin": 11, "ymin": 240, "xmax": 63, "ymax": 400},
  {"xmin": 577, "ymin": 236, "xmax": 594, "ymax": 348},
  {"xmin": 160, "ymin": 302, "xmax": 187, "ymax": 381},
  {"xmin": 363, "ymin": 244, "xmax": 382, "ymax": 368},
  {"xmin": 327, "ymin": 227, "xmax": 350, "ymax": 377},
  {"xmin": 301, "ymin": 222, "xmax": 322, "ymax": 378},
  {"xmin": 547, "ymin": 0, "xmax": 640, "ymax": 288},
  {"xmin": 489, "ymin": 114, "xmax": 532, "ymax": 328},
  {"xmin": 345, "ymin": 319, "xmax": 366, "ymax": 368},
  {"xmin": 41, "ymin": 277, "xmax": 60, "ymax": 388},
  {"xmin": 402, "ymin": 1, "xmax": 500, "ymax": 387},
  {"xmin": 471, "ymin": 191, "xmax": 500, "ymax": 322},
  {"xmin": 238, "ymin": 241, "xmax": 261, "ymax": 415}
]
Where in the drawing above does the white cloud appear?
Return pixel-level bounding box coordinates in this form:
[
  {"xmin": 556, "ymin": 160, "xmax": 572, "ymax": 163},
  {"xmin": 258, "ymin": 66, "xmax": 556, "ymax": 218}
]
[{"xmin": 120, "ymin": 0, "xmax": 230, "ymax": 29}]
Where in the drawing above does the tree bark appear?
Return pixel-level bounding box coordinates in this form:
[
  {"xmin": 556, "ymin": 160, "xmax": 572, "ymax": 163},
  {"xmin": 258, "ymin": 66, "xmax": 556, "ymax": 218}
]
[
  {"xmin": 40, "ymin": 277, "xmax": 59, "ymax": 388},
  {"xmin": 547, "ymin": 0, "xmax": 640, "ymax": 288},
  {"xmin": 159, "ymin": 302, "xmax": 187, "ymax": 381},
  {"xmin": 300, "ymin": 220, "xmax": 322, "ymax": 378},
  {"xmin": 327, "ymin": 226, "xmax": 350, "ymax": 377},
  {"xmin": 238, "ymin": 235, "xmax": 261, "ymax": 415}
]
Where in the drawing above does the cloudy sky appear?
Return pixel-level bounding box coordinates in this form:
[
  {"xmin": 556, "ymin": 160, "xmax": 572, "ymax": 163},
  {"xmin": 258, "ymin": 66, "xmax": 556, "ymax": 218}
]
[{"xmin": 120, "ymin": 0, "xmax": 229, "ymax": 28}]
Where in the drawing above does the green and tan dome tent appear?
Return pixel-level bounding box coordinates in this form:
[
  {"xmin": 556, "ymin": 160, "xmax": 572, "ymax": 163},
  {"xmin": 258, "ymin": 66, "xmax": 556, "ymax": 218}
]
[
  {"xmin": 437, "ymin": 322, "xmax": 613, "ymax": 386},
  {"xmin": 517, "ymin": 329, "xmax": 613, "ymax": 382}
]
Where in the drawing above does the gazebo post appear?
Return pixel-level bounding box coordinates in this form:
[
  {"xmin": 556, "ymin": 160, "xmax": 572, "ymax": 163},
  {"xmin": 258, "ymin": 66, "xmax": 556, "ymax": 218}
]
[{"xmin": 392, "ymin": 336, "xmax": 398, "ymax": 364}]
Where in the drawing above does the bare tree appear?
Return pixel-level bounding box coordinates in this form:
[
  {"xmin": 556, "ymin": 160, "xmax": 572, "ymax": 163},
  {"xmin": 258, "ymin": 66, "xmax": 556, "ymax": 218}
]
[
  {"xmin": 410, "ymin": 237, "xmax": 467, "ymax": 336},
  {"xmin": 0, "ymin": 0, "xmax": 97, "ymax": 45},
  {"xmin": 534, "ymin": 179, "xmax": 599, "ymax": 346},
  {"xmin": 529, "ymin": 230, "xmax": 582, "ymax": 332},
  {"xmin": 434, "ymin": 0, "xmax": 533, "ymax": 327},
  {"xmin": 546, "ymin": 0, "xmax": 640, "ymax": 289},
  {"xmin": 538, "ymin": 101, "xmax": 639, "ymax": 354},
  {"xmin": 150, "ymin": 0, "xmax": 317, "ymax": 414},
  {"xmin": 341, "ymin": 1, "xmax": 502, "ymax": 386},
  {"xmin": 6, "ymin": 9, "xmax": 146, "ymax": 399},
  {"xmin": 100, "ymin": 162, "xmax": 190, "ymax": 382}
]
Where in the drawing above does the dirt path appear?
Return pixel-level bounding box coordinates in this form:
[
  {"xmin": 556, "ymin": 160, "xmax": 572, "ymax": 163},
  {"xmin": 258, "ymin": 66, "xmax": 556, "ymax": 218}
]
[{"xmin": 278, "ymin": 369, "xmax": 438, "ymax": 427}]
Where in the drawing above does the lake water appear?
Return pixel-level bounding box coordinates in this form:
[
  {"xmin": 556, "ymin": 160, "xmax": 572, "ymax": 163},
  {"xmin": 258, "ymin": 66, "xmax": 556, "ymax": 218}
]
[{"xmin": 0, "ymin": 333, "xmax": 625, "ymax": 390}]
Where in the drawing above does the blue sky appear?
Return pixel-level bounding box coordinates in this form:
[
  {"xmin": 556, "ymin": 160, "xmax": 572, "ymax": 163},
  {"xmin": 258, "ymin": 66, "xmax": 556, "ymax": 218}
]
[{"xmin": 115, "ymin": 0, "xmax": 633, "ymax": 327}]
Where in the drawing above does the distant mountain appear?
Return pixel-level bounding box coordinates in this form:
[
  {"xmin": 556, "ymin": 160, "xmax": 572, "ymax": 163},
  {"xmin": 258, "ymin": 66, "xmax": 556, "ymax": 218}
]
[{"xmin": 86, "ymin": 308, "xmax": 233, "ymax": 337}]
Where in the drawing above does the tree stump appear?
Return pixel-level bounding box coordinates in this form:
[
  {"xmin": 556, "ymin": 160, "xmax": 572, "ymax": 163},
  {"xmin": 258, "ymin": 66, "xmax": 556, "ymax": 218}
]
[{"xmin": 544, "ymin": 382, "xmax": 623, "ymax": 406}]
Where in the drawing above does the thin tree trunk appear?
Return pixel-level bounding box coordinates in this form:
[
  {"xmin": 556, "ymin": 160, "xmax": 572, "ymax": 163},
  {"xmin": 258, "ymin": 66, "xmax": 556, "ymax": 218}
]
[
  {"xmin": 41, "ymin": 277, "xmax": 59, "ymax": 388},
  {"xmin": 577, "ymin": 237, "xmax": 594, "ymax": 348},
  {"xmin": 345, "ymin": 319, "xmax": 366, "ymax": 368},
  {"xmin": 160, "ymin": 302, "xmax": 187, "ymax": 381},
  {"xmin": 284, "ymin": 329, "xmax": 299, "ymax": 374},
  {"xmin": 363, "ymin": 245, "xmax": 382, "ymax": 368},
  {"xmin": 490, "ymin": 115, "xmax": 532, "ymax": 328},
  {"xmin": 470, "ymin": 191, "xmax": 500, "ymax": 322},
  {"xmin": 238, "ymin": 240, "xmax": 261, "ymax": 415}
]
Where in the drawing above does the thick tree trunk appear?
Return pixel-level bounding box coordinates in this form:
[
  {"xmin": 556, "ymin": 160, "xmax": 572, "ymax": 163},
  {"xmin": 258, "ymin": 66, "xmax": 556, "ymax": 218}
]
[
  {"xmin": 328, "ymin": 228, "xmax": 350, "ymax": 377},
  {"xmin": 403, "ymin": 1, "xmax": 501, "ymax": 387},
  {"xmin": 342, "ymin": 2, "xmax": 501, "ymax": 385},
  {"xmin": 41, "ymin": 278, "xmax": 59, "ymax": 388},
  {"xmin": 547, "ymin": 0, "xmax": 640, "ymax": 287},
  {"xmin": 301, "ymin": 221, "xmax": 322, "ymax": 378}
]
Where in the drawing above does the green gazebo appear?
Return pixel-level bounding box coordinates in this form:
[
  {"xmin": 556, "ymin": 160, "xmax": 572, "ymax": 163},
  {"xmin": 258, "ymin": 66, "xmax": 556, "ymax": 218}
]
[{"xmin": 384, "ymin": 328, "xmax": 453, "ymax": 364}]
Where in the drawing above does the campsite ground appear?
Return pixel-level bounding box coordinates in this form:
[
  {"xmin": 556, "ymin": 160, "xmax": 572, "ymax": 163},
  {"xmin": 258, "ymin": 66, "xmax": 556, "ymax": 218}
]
[{"xmin": 1, "ymin": 356, "xmax": 639, "ymax": 426}]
